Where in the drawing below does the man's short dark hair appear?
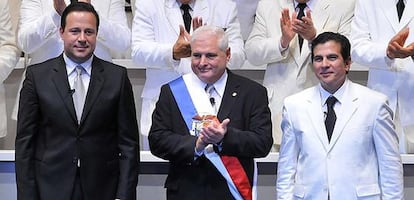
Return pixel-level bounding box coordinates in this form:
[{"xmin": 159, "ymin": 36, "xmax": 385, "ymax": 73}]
[
  {"xmin": 311, "ymin": 32, "xmax": 351, "ymax": 62},
  {"xmin": 61, "ymin": 2, "xmax": 100, "ymax": 31}
]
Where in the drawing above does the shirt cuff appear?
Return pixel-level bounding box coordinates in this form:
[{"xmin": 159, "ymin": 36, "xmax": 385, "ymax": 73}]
[{"xmin": 194, "ymin": 147, "xmax": 204, "ymax": 160}]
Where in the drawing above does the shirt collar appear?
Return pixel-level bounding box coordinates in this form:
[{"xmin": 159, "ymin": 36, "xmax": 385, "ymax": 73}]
[
  {"xmin": 395, "ymin": 0, "xmax": 406, "ymax": 4},
  {"xmin": 64, "ymin": 54, "xmax": 93, "ymax": 76},
  {"xmin": 319, "ymin": 78, "xmax": 349, "ymax": 106},
  {"xmin": 190, "ymin": 70, "xmax": 228, "ymax": 98},
  {"xmin": 294, "ymin": 0, "xmax": 316, "ymax": 12},
  {"xmin": 177, "ymin": 0, "xmax": 194, "ymax": 9}
]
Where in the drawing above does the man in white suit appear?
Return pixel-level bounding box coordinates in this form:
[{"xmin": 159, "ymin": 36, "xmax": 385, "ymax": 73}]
[
  {"xmin": 0, "ymin": 0, "xmax": 20, "ymax": 137},
  {"xmin": 277, "ymin": 32, "xmax": 404, "ymax": 200},
  {"xmin": 351, "ymin": 0, "xmax": 414, "ymax": 153},
  {"xmin": 245, "ymin": 0, "xmax": 354, "ymax": 150},
  {"xmin": 131, "ymin": 0, "xmax": 245, "ymax": 149}
]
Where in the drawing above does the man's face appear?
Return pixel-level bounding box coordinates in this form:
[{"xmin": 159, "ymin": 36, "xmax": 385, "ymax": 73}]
[
  {"xmin": 312, "ymin": 41, "xmax": 351, "ymax": 93},
  {"xmin": 60, "ymin": 11, "xmax": 97, "ymax": 63},
  {"xmin": 191, "ymin": 33, "xmax": 230, "ymax": 84}
]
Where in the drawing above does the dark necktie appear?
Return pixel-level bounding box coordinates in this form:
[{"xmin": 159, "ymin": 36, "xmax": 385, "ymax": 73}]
[
  {"xmin": 181, "ymin": 4, "xmax": 192, "ymax": 33},
  {"xmin": 397, "ymin": 0, "xmax": 405, "ymax": 21},
  {"xmin": 297, "ymin": 3, "xmax": 307, "ymax": 52},
  {"xmin": 325, "ymin": 96, "xmax": 337, "ymax": 142}
]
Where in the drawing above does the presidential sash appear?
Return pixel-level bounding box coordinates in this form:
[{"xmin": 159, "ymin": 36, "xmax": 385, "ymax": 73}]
[{"xmin": 169, "ymin": 75, "xmax": 256, "ymax": 200}]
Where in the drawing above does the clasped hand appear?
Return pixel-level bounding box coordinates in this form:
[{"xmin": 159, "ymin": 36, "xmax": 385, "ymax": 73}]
[
  {"xmin": 387, "ymin": 28, "xmax": 414, "ymax": 59},
  {"xmin": 280, "ymin": 8, "xmax": 316, "ymax": 48},
  {"xmin": 172, "ymin": 17, "xmax": 206, "ymax": 60},
  {"xmin": 195, "ymin": 119, "xmax": 230, "ymax": 152}
]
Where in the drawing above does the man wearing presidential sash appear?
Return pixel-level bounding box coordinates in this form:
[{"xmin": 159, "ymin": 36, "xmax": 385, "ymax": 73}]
[{"xmin": 149, "ymin": 25, "xmax": 273, "ymax": 200}]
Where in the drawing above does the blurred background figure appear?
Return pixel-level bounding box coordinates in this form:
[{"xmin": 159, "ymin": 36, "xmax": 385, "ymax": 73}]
[
  {"xmin": 0, "ymin": 0, "xmax": 20, "ymax": 138},
  {"xmin": 351, "ymin": 0, "xmax": 414, "ymax": 153}
]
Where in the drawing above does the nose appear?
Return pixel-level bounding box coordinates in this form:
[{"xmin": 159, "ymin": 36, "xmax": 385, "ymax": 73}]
[
  {"xmin": 199, "ymin": 55, "xmax": 208, "ymax": 66},
  {"xmin": 321, "ymin": 58, "xmax": 330, "ymax": 68},
  {"xmin": 78, "ymin": 32, "xmax": 86, "ymax": 43}
]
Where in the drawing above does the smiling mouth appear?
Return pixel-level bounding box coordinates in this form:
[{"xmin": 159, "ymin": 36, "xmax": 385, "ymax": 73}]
[
  {"xmin": 320, "ymin": 72, "xmax": 333, "ymax": 77},
  {"xmin": 198, "ymin": 67, "xmax": 211, "ymax": 73},
  {"xmin": 75, "ymin": 46, "xmax": 89, "ymax": 50}
]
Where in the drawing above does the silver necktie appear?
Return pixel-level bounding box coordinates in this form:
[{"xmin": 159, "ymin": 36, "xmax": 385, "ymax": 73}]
[
  {"xmin": 205, "ymin": 84, "xmax": 217, "ymax": 114},
  {"xmin": 73, "ymin": 65, "xmax": 86, "ymax": 124}
]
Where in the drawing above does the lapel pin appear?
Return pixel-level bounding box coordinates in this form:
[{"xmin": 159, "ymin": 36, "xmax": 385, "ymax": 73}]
[{"xmin": 232, "ymin": 92, "xmax": 237, "ymax": 97}]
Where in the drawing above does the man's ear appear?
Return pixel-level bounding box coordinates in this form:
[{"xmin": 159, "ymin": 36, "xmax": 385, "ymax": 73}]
[
  {"xmin": 59, "ymin": 27, "xmax": 64, "ymax": 38},
  {"xmin": 226, "ymin": 47, "xmax": 231, "ymax": 61},
  {"xmin": 345, "ymin": 58, "xmax": 352, "ymax": 73}
]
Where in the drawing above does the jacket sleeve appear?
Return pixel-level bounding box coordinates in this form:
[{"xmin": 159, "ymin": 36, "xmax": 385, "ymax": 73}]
[
  {"xmin": 0, "ymin": 0, "xmax": 19, "ymax": 82},
  {"xmin": 374, "ymin": 99, "xmax": 404, "ymax": 199},
  {"xmin": 276, "ymin": 103, "xmax": 299, "ymax": 200},
  {"xmin": 15, "ymin": 67, "xmax": 40, "ymax": 200},
  {"xmin": 17, "ymin": 0, "xmax": 61, "ymax": 54},
  {"xmin": 115, "ymin": 68, "xmax": 140, "ymax": 199},
  {"xmin": 95, "ymin": 0, "xmax": 131, "ymax": 52},
  {"xmin": 350, "ymin": 0, "xmax": 391, "ymax": 69}
]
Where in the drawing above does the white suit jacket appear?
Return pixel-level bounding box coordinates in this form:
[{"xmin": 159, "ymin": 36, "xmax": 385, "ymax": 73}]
[
  {"xmin": 18, "ymin": 0, "xmax": 130, "ymax": 64},
  {"xmin": 351, "ymin": 0, "xmax": 414, "ymax": 126},
  {"xmin": 245, "ymin": 0, "xmax": 354, "ymax": 144},
  {"xmin": 131, "ymin": 0, "xmax": 245, "ymax": 100},
  {"xmin": 232, "ymin": 0, "xmax": 259, "ymax": 41},
  {"xmin": 0, "ymin": 0, "xmax": 19, "ymax": 137},
  {"xmin": 277, "ymin": 81, "xmax": 404, "ymax": 200}
]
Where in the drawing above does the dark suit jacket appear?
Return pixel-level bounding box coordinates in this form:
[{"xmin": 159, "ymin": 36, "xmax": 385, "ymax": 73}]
[
  {"xmin": 15, "ymin": 55, "xmax": 139, "ymax": 200},
  {"xmin": 149, "ymin": 70, "xmax": 273, "ymax": 200}
]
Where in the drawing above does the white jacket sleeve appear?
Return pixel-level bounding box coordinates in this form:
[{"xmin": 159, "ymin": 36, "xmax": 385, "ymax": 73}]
[
  {"xmin": 17, "ymin": 0, "xmax": 61, "ymax": 54},
  {"xmin": 0, "ymin": 0, "xmax": 19, "ymax": 82}
]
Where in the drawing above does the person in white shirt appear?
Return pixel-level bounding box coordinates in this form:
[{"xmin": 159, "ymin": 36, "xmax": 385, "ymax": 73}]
[
  {"xmin": 0, "ymin": 0, "xmax": 20, "ymax": 137},
  {"xmin": 351, "ymin": 0, "xmax": 414, "ymax": 153}
]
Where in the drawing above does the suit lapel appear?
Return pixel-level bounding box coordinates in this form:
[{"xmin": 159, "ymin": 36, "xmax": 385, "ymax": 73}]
[
  {"xmin": 306, "ymin": 87, "xmax": 329, "ymax": 150},
  {"xmin": 311, "ymin": 0, "xmax": 330, "ymax": 33},
  {"xmin": 80, "ymin": 58, "xmax": 105, "ymax": 125},
  {"xmin": 165, "ymin": 0, "xmax": 182, "ymax": 36},
  {"xmin": 285, "ymin": 0, "xmax": 303, "ymax": 69},
  {"xmin": 51, "ymin": 55, "xmax": 78, "ymax": 124},
  {"xmin": 193, "ymin": 0, "xmax": 209, "ymax": 27},
  {"xmin": 217, "ymin": 71, "xmax": 239, "ymax": 120},
  {"xmin": 380, "ymin": 0, "xmax": 401, "ymax": 33},
  {"xmin": 399, "ymin": 0, "xmax": 414, "ymax": 30},
  {"xmin": 327, "ymin": 82, "xmax": 358, "ymax": 153}
]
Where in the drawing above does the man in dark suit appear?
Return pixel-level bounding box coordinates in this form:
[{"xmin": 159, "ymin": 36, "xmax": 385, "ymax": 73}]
[
  {"xmin": 15, "ymin": 2, "xmax": 139, "ymax": 200},
  {"xmin": 149, "ymin": 25, "xmax": 273, "ymax": 200}
]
